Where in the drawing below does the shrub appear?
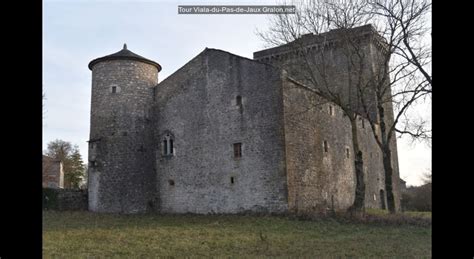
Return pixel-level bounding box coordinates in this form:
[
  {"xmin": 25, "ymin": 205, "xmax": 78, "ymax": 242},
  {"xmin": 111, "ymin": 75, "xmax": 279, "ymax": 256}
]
[
  {"xmin": 401, "ymin": 183, "xmax": 431, "ymax": 212},
  {"xmin": 43, "ymin": 188, "xmax": 59, "ymax": 210}
]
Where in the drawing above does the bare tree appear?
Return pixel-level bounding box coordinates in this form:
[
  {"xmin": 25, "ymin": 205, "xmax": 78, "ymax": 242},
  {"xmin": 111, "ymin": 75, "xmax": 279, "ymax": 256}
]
[
  {"xmin": 258, "ymin": 0, "xmax": 374, "ymax": 215},
  {"xmin": 371, "ymin": 0, "xmax": 432, "ymax": 88},
  {"xmin": 258, "ymin": 0, "xmax": 431, "ymax": 214},
  {"xmin": 359, "ymin": 0, "xmax": 431, "ymax": 213},
  {"xmin": 420, "ymin": 169, "xmax": 431, "ymax": 185}
]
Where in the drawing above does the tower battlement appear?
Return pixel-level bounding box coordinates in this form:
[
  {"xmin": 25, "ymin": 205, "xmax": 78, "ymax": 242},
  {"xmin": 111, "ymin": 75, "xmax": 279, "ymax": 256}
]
[{"xmin": 253, "ymin": 24, "xmax": 379, "ymax": 62}]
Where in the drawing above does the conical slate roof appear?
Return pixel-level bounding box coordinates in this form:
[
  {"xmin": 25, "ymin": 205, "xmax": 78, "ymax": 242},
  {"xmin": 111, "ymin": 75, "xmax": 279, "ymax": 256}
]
[{"xmin": 88, "ymin": 44, "xmax": 162, "ymax": 71}]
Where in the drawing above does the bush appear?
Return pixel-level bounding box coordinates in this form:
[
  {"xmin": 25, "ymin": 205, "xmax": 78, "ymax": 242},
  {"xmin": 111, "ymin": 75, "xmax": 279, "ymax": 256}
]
[
  {"xmin": 43, "ymin": 188, "xmax": 59, "ymax": 210},
  {"xmin": 401, "ymin": 183, "xmax": 431, "ymax": 212}
]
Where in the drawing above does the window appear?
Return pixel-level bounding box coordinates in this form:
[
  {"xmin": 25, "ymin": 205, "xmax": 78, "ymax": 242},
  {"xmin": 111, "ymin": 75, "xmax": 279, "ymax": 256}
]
[
  {"xmin": 236, "ymin": 95, "xmax": 243, "ymax": 113},
  {"xmin": 329, "ymin": 105, "xmax": 334, "ymax": 116},
  {"xmin": 236, "ymin": 95, "xmax": 242, "ymax": 106},
  {"xmin": 110, "ymin": 86, "xmax": 121, "ymax": 93},
  {"xmin": 233, "ymin": 143, "xmax": 242, "ymax": 158},
  {"xmin": 163, "ymin": 133, "xmax": 174, "ymax": 156},
  {"xmin": 323, "ymin": 141, "xmax": 329, "ymax": 153},
  {"xmin": 168, "ymin": 179, "xmax": 175, "ymax": 186},
  {"xmin": 345, "ymin": 148, "xmax": 350, "ymax": 158},
  {"xmin": 230, "ymin": 177, "xmax": 235, "ymax": 184}
]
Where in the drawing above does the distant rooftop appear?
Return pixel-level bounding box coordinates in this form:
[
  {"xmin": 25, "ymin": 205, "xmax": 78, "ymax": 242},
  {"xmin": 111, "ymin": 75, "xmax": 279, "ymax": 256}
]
[
  {"xmin": 88, "ymin": 44, "xmax": 162, "ymax": 71},
  {"xmin": 43, "ymin": 155, "xmax": 61, "ymax": 163}
]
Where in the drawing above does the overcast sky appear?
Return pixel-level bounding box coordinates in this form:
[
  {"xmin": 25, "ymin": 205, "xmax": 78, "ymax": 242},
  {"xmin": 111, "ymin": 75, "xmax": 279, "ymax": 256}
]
[{"xmin": 43, "ymin": 0, "xmax": 431, "ymax": 186}]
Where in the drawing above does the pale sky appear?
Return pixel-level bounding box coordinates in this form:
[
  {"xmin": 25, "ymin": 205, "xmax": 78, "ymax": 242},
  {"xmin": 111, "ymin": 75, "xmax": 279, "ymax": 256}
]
[{"xmin": 43, "ymin": 0, "xmax": 431, "ymax": 186}]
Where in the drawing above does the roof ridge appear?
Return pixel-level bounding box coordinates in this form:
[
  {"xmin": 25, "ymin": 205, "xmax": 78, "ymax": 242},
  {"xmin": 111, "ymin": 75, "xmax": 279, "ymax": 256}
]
[{"xmin": 88, "ymin": 45, "xmax": 162, "ymax": 71}]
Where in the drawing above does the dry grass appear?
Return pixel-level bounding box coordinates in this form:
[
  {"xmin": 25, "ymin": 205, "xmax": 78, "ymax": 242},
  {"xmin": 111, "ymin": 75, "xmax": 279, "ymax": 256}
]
[{"xmin": 43, "ymin": 211, "xmax": 431, "ymax": 258}]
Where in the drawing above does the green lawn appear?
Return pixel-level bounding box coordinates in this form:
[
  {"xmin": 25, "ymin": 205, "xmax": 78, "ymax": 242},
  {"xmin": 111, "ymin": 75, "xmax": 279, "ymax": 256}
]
[{"xmin": 43, "ymin": 211, "xmax": 431, "ymax": 258}]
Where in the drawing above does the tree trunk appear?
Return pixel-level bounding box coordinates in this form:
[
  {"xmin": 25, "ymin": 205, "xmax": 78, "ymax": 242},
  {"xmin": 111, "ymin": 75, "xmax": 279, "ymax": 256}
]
[
  {"xmin": 382, "ymin": 146, "xmax": 396, "ymax": 213},
  {"xmin": 348, "ymin": 117, "xmax": 365, "ymax": 216},
  {"xmin": 377, "ymin": 105, "xmax": 397, "ymax": 214}
]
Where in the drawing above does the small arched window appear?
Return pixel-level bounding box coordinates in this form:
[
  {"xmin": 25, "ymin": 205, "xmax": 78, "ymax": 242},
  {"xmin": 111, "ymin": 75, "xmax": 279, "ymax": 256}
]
[{"xmin": 162, "ymin": 133, "xmax": 174, "ymax": 156}]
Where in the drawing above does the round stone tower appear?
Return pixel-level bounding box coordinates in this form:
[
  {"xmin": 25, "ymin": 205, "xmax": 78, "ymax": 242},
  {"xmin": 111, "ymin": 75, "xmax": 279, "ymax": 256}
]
[{"xmin": 87, "ymin": 44, "xmax": 161, "ymax": 213}]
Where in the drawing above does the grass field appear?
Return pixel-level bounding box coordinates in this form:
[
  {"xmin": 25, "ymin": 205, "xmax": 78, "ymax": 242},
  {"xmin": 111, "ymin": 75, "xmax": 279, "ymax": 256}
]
[{"xmin": 43, "ymin": 211, "xmax": 431, "ymax": 258}]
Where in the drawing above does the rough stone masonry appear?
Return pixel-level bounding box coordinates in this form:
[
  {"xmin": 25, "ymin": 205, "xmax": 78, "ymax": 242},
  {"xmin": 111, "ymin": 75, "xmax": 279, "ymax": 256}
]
[{"xmin": 87, "ymin": 25, "xmax": 401, "ymax": 214}]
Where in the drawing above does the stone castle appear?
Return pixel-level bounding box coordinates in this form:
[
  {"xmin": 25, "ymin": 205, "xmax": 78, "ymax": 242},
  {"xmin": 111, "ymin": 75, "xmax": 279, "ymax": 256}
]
[{"xmin": 87, "ymin": 24, "xmax": 401, "ymax": 214}]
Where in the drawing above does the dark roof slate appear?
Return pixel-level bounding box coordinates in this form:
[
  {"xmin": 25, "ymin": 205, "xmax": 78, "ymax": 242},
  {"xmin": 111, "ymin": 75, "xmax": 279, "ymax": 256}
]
[{"xmin": 88, "ymin": 44, "xmax": 162, "ymax": 71}]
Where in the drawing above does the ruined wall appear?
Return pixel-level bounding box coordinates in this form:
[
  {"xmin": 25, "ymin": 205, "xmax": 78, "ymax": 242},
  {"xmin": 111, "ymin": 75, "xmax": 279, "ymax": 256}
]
[
  {"xmin": 88, "ymin": 60, "xmax": 158, "ymax": 213},
  {"xmin": 153, "ymin": 49, "xmax": 288, "ymax": 214}
]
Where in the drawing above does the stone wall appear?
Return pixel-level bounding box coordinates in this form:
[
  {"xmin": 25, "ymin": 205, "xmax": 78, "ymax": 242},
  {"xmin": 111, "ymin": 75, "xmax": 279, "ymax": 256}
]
[
  {"xmin": 254, "ymin": 24, "xmax": 380, "ymax": 122},
  {"xmin": 43, "ymin": 188, "xmax": 88, "ymax": 211},
  {"xmin": 86, "ymin": 27, "xmax": 401, "ymax": 215},
  {"xmin": 153, "ymin": 49, "xmax": 289, "ymax": 214},
  {"xmin": 255, "ymin": 25, "xmax": 400, "ymax": 213},
  {"xmin": 88, "ymin": 59, "xmax": 158, "ymax": 213},
  {"xmin": 282, "ymin": 76, "xmax": 387, "ymax": 215}
]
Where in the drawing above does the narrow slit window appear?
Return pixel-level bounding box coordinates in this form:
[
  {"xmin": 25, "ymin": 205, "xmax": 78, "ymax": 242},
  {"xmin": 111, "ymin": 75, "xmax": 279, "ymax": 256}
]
[
  {"xmin": 112, "ymin": 86, "xmax": 117, "ymax": 93},
  {"xmin": 346, "ymin": 148, "xmax": 350, "ymax": 158},
  {"xmin": 329, "ymin": 105, "xmax": 333, "ymax": 116},
  {"xmin": 162, "ymin": 133, "xmax": 175, "ymax": 156},
  {"xmin": 236, "ymin": 96, "xmax": 242, "ymax": 106},
  {"xmin": 230, "ymin": 177, "xmax": 235, "ymax": 184},
  {"xmin": 323, "ymin": 141, "xmax": 329, "ymax": 153},
  {"xmin": 163, "ymin": 140, "xmax": 168, "ymax": 155},
  {"xmin": 233, "ymin": 143, "xmax": 242, "ymax": 158}
]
